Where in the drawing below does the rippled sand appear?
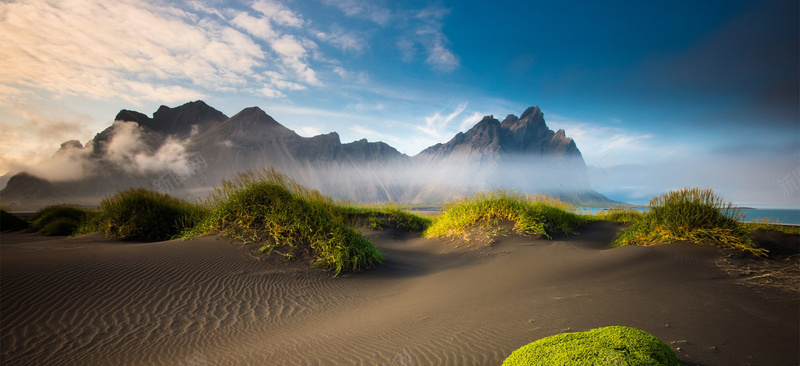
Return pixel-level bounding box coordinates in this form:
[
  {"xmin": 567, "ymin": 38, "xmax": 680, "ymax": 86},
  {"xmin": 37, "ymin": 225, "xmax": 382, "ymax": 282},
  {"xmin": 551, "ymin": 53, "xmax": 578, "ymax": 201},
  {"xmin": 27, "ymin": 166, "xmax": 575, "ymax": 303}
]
[{"xmin": 1, "ymin": 222, "xmax": 797, "ymax": 365}]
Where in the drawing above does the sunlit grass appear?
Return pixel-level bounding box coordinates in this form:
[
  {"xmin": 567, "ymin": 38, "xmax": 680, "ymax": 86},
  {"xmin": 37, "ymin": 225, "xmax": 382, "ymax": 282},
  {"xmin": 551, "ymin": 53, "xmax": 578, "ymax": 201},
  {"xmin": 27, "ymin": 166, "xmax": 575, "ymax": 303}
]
[
  {"xmin": 591, "ymin": 208, "xmax": 644, "ymax": 223},
  {"xmin": 612, "ymin": 187, "xmax": 766, "ymax": 255},
  {"xmin": 743, "ymin": 218, "xmax": 800, "ymax": 235},
  {"xmin": 183, "ymin": 168, "xmax": 386, "ymax": 276},
  {"xmin": 423, "ymin": 189, "xmax": 589, "ymax": 240}
]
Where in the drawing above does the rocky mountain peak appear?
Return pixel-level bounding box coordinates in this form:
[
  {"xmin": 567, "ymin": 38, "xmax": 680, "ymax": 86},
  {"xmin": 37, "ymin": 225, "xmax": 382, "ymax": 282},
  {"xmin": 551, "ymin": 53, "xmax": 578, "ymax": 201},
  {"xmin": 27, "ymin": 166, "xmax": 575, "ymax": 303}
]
[
  {"xmin": 520, "ymin": 106, "xmax": 542, "ymax": 120},
  {"xmin": 114, "ymin": 100, "xmax": 227, "ymax": 139}
]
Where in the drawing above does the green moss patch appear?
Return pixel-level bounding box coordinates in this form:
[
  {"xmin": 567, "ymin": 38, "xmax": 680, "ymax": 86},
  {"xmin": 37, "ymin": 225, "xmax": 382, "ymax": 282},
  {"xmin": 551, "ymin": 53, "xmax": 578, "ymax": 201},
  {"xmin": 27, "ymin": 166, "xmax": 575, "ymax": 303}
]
[{"xmin": 503, "ymin": 326, "xmax": 680, "ymax": 366}]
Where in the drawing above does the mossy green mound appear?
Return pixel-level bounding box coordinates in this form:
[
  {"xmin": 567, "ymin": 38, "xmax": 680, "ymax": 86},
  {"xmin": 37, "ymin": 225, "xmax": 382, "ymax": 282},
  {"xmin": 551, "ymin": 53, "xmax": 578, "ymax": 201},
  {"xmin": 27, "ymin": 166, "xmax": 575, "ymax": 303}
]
[
  {"xmin": 30, "ymin": 204, "xmax": 89, "ymax": 236},
  {"xmin": 1, "ymin": 209, "xmax": 29, "ymax": 232},
  {"xmin": 185, "ymin": 169, "xmax": 384, "ymax": 276},
  {"xmin": 91, "ymin": 188, "xmax": 206, "ymax": 241},
  {"xmin": 613, "ymin": 187, "xmax": 764, "ymax": 255},
  {"xmin": 424, "ymin": 189, "xmax": 588, "ymax": 240},
  {"xmin": 503, "ymin": 326, "xmax": 680, "ymax": 366}
]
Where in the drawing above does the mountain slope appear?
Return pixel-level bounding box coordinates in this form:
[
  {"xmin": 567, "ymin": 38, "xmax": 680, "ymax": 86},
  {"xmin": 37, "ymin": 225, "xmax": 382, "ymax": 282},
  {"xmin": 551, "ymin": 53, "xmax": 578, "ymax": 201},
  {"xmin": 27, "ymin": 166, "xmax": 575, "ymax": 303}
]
[{"xmin": 0, "ymin": 101, "xmax": 616, "ymax": 209}]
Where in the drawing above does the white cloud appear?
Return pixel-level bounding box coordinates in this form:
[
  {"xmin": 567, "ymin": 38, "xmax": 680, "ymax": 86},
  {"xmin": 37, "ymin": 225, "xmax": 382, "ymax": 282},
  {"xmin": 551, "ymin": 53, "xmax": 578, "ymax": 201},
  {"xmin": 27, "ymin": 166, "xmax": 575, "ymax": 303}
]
[
  {"xmin": 295, "ymin": 126, "xmax": 323, "ymax": 137},
  {"xmin": 319, "ymin": 0, "xmax": 392, "ymax": 26},
  {"xmin": 0, "ymin": 0, "xmax": 266, "ymax": 103},
  {"xmin": 398, "ymin": 6, "xmax": 459, "ymax": 72},
  {"xmin": 0, "ymin": 105, "xmax": 96, "ymax": 178},
  {"xmin": 229, "ymin": 4, "xmax": 320, "ymax": 86},
  {"xmin": 459, "ymin": 111, "xmax": 484, "ymax": 131},
  {"xmin": 264, "ymin": 71, "xmax": 307, "ymax": 91},
  {"xmin": 332, "ymin": 66, "xmax": 369, "ymax": 84},
  {"xmin": 546, "ymin": 113, "xmax": 660, "ymax": 166},
  {"xmin": 416, "ymin": 103, "xmax": 467, "ymax": 138},
  {"xmin": 396, "ymin": 38, "xmax": 416, "ymax": 62},
  {"xmin": 252, "ymin": 0, "xmax": 305, "ymax": 27},
  {"xmin": 350, "ymin": 125, "xmax": 396, "ymax": 144},
  {"xmin": 260, "ymin": 86, "xmax": 286, "ymax": 98},
  {"xmin": 315, "ymin": 27, "xmax": 369, "ymax": 53}
]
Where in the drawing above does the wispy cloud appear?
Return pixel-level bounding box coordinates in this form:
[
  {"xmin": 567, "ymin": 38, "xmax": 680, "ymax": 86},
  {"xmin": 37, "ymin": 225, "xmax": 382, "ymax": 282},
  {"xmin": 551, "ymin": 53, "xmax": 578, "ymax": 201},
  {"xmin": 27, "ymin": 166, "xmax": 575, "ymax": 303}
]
[
  {"xmin": 458, "ymin": 111, "xmax": 484, "ymax": 131},
  {"xmin": 315, "ymin": 26, "xmax": 369, "ymax": 53},
  {"xmin": 0, "ymin": 105, "xmax": 95, "ymax": 177},
  {"xmin": 546, "ymin": 113, "xmax": 659, "ymax": 166},
  {"xmin": 318, "ymin": 1, "xmax": 459, "ymax": 72},
  {"xmin": 318, "ymin": 0, "xmax": 392, "ymax": 26},
  {"xmin": 416, "ymin": 103, "xmax": 468, "ymax": 138},
  {"xmin": 411, "ymin": 6, "xmax": 459, "ymax": 71}
]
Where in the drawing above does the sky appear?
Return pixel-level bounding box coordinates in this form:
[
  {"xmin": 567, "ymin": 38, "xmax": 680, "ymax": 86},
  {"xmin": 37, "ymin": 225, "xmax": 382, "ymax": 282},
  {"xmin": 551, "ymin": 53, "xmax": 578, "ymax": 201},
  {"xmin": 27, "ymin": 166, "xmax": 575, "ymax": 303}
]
[{"xmin": 1, "ymin": 0, "xmax": 798, "ymax": 207}]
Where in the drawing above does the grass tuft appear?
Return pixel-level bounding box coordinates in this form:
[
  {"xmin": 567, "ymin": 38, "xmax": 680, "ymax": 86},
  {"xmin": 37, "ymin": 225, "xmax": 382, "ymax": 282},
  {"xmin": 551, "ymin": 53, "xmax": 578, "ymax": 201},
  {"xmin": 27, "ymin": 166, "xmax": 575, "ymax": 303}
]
[
  {"xmin": 423, "ymin": 189, "xmax": 589, "ymax": 240},
  {"xmin": 30, "ymin": 204, "xmax": 91, "ymax": 236},
  {"xmin": 593, "ymin": 208, "xmax": 644, "ymax": 223},
  {"xmin": 612, "ymin": 187, "xmax": 765, "ymax": 255},
  {"xmin": 502, "ymin": 326, "xmax": 680, "ymax": 366},
  {"xmin": 743, "ymin": 218, "xmax": 800, "ymax": 235},
  {"xmin": 339, "ymin": 202, "xmax": 432, "ymax": 232},
  {"xmin": 87, "ymin": 188, "xmax": 207, "ymax": 241},
  {"xmin": 184, "ymin": 168, "xmax": 385, "ymax": 276},
  {"xmin": 1, "ymin": 209, "xmax": 29, "ymax": 232}
]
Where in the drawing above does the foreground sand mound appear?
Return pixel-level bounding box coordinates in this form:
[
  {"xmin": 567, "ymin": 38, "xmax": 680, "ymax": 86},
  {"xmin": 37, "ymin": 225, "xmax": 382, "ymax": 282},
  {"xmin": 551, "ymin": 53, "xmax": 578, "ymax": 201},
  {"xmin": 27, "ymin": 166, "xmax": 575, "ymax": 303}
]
[{"xmin": 1, "ymin": 222, "xmax": 797, "ymax": 365}]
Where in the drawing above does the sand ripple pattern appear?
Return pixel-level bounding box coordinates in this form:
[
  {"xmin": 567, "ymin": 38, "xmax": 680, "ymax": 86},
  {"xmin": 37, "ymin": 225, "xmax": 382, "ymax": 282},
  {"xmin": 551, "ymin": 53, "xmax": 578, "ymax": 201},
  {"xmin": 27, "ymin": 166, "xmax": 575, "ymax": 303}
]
[
  {"xmin": 1, "ymin": 237, "xmax": 352, "ymax": 365},
  {"xmin": 2, "ymin": 223, "xmax": 798, "ymax": 366}
]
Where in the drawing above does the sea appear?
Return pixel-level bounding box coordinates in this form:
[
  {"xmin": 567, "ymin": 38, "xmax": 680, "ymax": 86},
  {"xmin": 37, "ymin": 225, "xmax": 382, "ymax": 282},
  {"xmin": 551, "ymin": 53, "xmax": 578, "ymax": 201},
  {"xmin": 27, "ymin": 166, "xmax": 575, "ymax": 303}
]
[{"xmin": 578, "ymin": 207, "xmax": 800, "ymax": 226}]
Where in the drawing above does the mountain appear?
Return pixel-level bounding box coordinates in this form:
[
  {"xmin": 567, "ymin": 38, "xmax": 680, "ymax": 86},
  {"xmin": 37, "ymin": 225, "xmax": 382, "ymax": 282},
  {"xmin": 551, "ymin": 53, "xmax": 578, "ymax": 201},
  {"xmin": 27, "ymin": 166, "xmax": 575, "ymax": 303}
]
[
  {"xmin": 0, "ymin": 101, "xmax": 616, "ymax": 210},
  {"xmin": 411, "ymin": 106, "xmax": 607, "ymax": 204}
]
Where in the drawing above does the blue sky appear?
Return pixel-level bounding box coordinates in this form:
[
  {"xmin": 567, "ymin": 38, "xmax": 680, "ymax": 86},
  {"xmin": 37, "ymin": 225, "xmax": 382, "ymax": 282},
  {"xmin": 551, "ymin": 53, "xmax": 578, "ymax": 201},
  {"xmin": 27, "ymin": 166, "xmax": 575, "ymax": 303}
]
[{"xmin": 1, "ymin": 0, "xmax": 798, "ymax": 207}]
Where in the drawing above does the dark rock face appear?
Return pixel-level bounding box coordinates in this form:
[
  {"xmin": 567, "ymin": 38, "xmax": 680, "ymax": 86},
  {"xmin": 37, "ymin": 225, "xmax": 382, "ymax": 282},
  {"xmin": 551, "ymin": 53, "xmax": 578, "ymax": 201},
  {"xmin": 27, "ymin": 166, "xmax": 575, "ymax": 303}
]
[
  {"xmin": 420, "ymin": 106, "xmax": 579, "ymax": 159},
  {"xmin": 0, "ymin": 101, "xmax": 616, "ymax": 209},
  {"xmin": 116, "ymin": 100, "xmax": 228, "ymax": 138},
  {"xmin": 0, "ymin": 172, "xmax": 68, "ymax": 208},
  {"xmin": 411, "ymin": 106, "xmax": 600, "ymax": 204}
]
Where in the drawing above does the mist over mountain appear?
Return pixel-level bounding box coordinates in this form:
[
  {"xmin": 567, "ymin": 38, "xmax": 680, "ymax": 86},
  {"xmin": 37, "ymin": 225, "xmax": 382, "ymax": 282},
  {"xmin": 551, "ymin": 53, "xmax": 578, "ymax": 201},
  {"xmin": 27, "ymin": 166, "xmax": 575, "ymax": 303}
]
[{"xmin": 0, "ymin": 101, "xmax": 615, "ymax": 210}]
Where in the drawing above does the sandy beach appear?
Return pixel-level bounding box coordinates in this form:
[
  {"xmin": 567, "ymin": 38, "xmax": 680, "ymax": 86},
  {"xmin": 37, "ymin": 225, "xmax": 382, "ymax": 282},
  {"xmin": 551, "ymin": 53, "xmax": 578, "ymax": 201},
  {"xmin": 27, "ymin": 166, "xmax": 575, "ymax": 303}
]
[{"xmin": 1, "ymin": 222, "xmax": 798, "ymax": 365}]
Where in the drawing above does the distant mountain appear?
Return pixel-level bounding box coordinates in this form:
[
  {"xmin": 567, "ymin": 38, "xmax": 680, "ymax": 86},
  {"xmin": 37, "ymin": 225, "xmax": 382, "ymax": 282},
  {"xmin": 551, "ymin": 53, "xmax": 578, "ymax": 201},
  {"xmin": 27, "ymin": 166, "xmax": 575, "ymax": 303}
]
[
  {"xmin": 0, "ymin": 101, "xmax": 616, "ymax": 210},
  {"xmin": 411, "ymin": 106, "xmax": 608, "ymax": 204}
]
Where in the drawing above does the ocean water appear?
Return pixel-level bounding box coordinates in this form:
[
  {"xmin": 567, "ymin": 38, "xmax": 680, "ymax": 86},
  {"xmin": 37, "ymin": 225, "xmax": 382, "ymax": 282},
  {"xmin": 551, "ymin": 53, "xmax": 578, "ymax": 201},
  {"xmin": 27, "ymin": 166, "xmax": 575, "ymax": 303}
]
[
  {"xmin": 740, "ymin": 209, "xmax": 800, "ymax": 226},
  {"xmin": 577, "ymin": 207, "xmax": 800, "ymax": 226}
]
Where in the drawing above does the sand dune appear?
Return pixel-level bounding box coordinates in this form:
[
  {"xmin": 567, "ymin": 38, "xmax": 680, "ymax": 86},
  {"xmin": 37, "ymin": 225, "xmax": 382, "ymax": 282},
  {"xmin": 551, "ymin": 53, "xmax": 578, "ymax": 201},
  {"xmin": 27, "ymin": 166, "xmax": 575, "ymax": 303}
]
[{"xmin": 1, "ymin": 222, "xmax": 798, "ymax": 365}]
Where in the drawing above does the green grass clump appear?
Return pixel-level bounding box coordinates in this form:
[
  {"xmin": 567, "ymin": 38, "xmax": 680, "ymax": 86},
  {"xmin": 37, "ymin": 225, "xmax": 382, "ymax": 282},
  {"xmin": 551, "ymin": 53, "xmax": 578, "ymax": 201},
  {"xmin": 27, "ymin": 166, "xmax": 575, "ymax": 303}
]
[
  {"xmin": 502, "ymin": 326, "xmax": 680, "ymax": 366},
  {"xmin": 743, "ymin": 219, "xmax": 800, "ymax": 235},
  {"xmin": 89, "ymin": 188, "xmax": 207, "ymax": 241},
  {"xmin": 423, "ymin": 189, "xmax": 588, "ymax": 240},
  {"xmin": 185, "ymin": 168, "xmax": 384, "ymax": 276},
  {"xmin": 29, "ymin": 204, "xmax": 90, "ymax": 236},
  {"xmin": 613, "ymin": 188, "xmax": 765, "ymax": 255},
  {"xmin": 593, "ymin": 208, "xmax": 644, "ymax": 223},
  {"xmin": 341, "ymin": 202, "xmax": 431, "ymax": 232},
  {"xmin": 1, "ymin": 209, "xmax": 29, "ymax": 231}
]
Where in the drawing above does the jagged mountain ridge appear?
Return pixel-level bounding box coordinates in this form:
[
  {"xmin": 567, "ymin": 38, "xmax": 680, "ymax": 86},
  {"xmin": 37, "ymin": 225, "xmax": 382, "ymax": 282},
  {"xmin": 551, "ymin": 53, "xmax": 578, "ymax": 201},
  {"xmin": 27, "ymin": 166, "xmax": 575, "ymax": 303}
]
[{"xmin": 0, "ymin": 101, "xmax": 615, "ymax": 209}]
